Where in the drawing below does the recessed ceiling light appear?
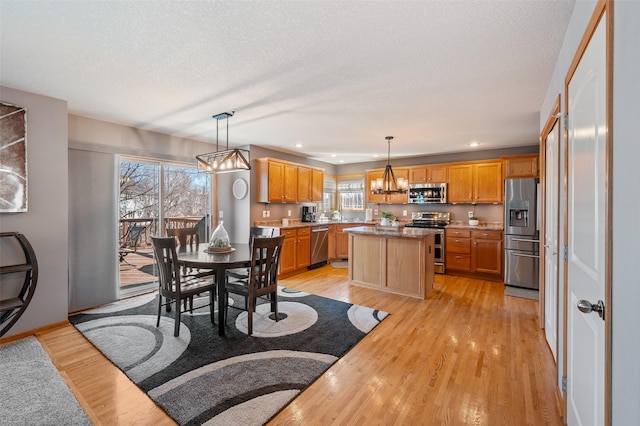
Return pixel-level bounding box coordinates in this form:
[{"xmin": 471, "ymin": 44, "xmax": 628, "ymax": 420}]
[
  {"xmin": 469, "ymin": 141, "xmax": 480, "ymax": 147},
  {"xmin": 373, "ymin": 154, "xmax": 379, "ymax": 158},
  {"xmin": 331, "ymin": 154, "xmax": 337, "ymax": 157},
  {"xmin": 339, "ymin": 160, "xmax": 344, "ymax": 163},
  {"xmin": 295, "ymin": 143, "xmax": 303, "ymax": 148}
]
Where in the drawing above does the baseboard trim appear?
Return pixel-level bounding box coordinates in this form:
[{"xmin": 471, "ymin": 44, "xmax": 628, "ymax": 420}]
[{"xmin": 0, "ymin": 320, "xmax": 70, "ymax": 344}]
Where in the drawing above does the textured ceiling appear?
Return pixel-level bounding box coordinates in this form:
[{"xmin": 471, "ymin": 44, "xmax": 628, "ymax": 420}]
[{"xmin": 0, "ymin": 1, "xmax": 575, "ymax": 164}]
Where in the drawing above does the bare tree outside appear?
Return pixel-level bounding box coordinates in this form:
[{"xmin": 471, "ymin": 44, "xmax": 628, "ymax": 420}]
[{"xmin": 119, "ymin": 160, "xmax": 210, "ymax": 244}]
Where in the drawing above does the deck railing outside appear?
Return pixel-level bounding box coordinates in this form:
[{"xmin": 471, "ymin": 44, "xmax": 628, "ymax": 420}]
[{"xmin": 119, "ymin": 216, "xmax": 207, "ymax": 249}]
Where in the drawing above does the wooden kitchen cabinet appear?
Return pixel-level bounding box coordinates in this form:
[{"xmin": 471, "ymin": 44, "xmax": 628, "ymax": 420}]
[
  {"xmin": 295, "ymin": 226, "xmax": 311, "ymax": 270},
  {"xmin": 502, "ymin": 154, "xmax": 539, "ymax": 178},
  {"xmin": 447, "ymin": 165, "xmax": 473, "ymax": 203},
  {"xmin": 446, "ymin": 229, "xmax": 471, "ymax": 271},
  {"xmin": 297, "ymin": 166, "xmax": 312, "ymax": 202},
  {"xmin": 474, "ymin": 161, "xmax": 502, "ymax": 203},
  {"xmin": 279, "ymin": 226, "xmax": 310, "ymax": 277},
  {"xmin": 256, "ymin": 158, "xmax": 323, "ymax": 203},
  {"xmin": 366, "ymin": 168, "xmax": 409, "ymax": 204},
  {"xmin": 279, "ymin": 228, "xmax": 297, "ymax": 275},
  {"xmin": 335, "ymin": 224, "xmax": 351, "ymax": 259},
  {"xmin": 447, "ymin": 161, "xmax": 502, "ymax": 204},
  {"xmin": 428, "ymin": 165, "xmax": 448, "ymax": 183},
  {"xmin": 256, "ymin": 159, "xmax": 297, "ymax": 203},
  {"xmin": 445, "ymin": 228, "xmax": 502, "ymax": 280},
  {"xmin": 471, "ymin": 230, "xmax": 502, "ymax": 275},
  {"xmin": 409, "ymin": 165, "xmax": 448, "ymax": 183},
  {"xmin": 311, "ymin": 168, "xmax": 324, "ymax": 202}
]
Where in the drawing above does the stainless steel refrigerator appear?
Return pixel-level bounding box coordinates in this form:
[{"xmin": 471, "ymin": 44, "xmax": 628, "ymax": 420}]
[{"xmin": 504, "ymin": 178, "xmax": 540, "ymax": 289}]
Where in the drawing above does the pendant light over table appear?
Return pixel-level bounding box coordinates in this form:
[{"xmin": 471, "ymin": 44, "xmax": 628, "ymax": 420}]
[{"xmin": 196, "ymin": 111, "xmax": 251, "ymax": 174}]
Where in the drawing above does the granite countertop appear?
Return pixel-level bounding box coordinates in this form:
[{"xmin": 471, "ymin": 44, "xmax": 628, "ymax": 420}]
[
  {"xmin": 343, "ymin": 225, "xmax": 440, "ymax": 239},
  {"xmin": 254, "ymin": 219, "xmax": 377, "ymax": 229},
  {"xmin": 446, "ymin": 221, "xmax": 504, "ymax": 231}
]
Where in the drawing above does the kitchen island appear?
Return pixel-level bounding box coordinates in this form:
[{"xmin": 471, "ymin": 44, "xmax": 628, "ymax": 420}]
[{"xmin": 344, "ymin": 226, "xmax": 436, "ymax": 299}]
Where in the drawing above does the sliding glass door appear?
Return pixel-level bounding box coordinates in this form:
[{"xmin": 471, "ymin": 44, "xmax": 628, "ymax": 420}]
[{"xmin": 118, "ymin": 157, "xmax": 211, "ymax": 297}]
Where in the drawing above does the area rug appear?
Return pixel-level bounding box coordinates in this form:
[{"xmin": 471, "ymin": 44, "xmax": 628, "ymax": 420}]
[
  {"xmin": 505, "ymin": 285, "xmax": 539, "ymax": 300},
  {"xmin": 69, "ymin": 288, "xmax": 388, "ymax": 425},
  {"xmin": 0, "ymin": 336, "xmax": 92, "ymax": 425},
  {"xmin": 330, "ymin": 261, "xmax": 348, "ymax": 269}
]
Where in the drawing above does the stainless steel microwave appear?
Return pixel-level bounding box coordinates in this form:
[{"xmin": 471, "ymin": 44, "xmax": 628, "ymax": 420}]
[{"xmin": 408, "ymin": 183, "xmax": 447, "ymax": 204}]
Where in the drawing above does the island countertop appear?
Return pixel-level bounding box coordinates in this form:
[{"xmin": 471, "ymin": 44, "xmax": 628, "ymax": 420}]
[{"xmin": 343, "ymin": 225, "xmax": 439, "ymax": 238}]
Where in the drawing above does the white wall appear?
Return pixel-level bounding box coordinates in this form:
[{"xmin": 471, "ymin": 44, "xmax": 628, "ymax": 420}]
[
  {"xmin": 539, "ymin": 0, "xmax": 640, "ymax": 421},
  {"xmin": 0, "ymin": 87, "xmax": 69, "ymax": 336},
  {"xmin": 611, "ymin": 0, "xmax": 640, "ymax": 422}
]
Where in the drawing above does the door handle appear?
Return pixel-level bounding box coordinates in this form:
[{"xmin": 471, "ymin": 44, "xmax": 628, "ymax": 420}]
[{"xmin": 577, "ymin": 299, "xmax": 605, "ymax": 320}]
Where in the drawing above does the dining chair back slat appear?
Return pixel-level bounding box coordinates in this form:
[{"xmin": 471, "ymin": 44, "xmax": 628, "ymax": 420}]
[
  {"xmin": 151, "ymin": 236, "xmax": 216, "ymax": 337},
  {"xmin": 225, "ymin": 235, "xmax": 285, "ymax": 335},
  {"xmin": 166, "ymin": 227, "xmax": 199, "ymax": 252}
]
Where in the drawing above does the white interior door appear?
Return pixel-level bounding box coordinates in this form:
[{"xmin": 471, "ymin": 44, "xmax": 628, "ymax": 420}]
[
  {"xmin": 566, "ymin": 12, "xmax": 607, "ymax": 426},
  {"xmin": 544, "ymin": 119, "xmax": 560, "ymax": 360}
]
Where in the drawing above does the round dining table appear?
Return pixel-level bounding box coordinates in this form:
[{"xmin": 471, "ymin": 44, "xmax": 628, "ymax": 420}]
[{"xmin": 176, "ymin": 243, "xmax": 251, "ymax": 335}]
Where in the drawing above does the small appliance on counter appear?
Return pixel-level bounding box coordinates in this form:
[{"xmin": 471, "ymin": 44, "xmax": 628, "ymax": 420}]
[{"xmin": 301, "ymin": 206, "xmax": 317, "ymax": 222}]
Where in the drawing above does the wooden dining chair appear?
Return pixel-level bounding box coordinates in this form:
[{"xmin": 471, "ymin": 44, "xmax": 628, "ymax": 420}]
[
  {"xmin": 224, "ymin": 235, "xmax": 285, "ymax": 336},
  {"xmin": 166, "ymin": 227, "xmax": 199, "ymax": 252},
  {"xmin": 166, "ymin": 226, "xmax": 213, "ymax": 280},
  {"xmin": 226, "ymin": 226, "xmax": 275, "ymax": 281},
  {"xmin": 151, "ymin": 236, "xmax": 216, "ymax": 337}
]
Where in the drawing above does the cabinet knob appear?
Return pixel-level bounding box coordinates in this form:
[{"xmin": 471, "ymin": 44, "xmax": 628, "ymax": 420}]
[{"xmin": 456, "ymin": 256, "xmax": 461, "ymax": 259}]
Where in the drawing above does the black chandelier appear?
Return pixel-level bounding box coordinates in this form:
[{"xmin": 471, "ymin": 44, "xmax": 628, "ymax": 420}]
[
  {"xmin": 196, "ymin": 111, "xmax": 251, "ymax": 174},
  {"xmin": 370, "ymin": 136, "xmax": 408, "ymax": 194}
]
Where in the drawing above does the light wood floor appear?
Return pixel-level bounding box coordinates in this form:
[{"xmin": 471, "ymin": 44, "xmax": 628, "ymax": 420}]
[{"xmin": 36, "ymin": 266, "xmax": 562, "ymax": 425}]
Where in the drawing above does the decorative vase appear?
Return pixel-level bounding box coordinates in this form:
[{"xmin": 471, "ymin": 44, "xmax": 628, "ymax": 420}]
[
  {"xmin": 380, "ymin": 217, "xmax": 390, "ymax": 226},
  {"xmin": 210, "ymin": 221, "xmax": 230, "ymax": 249}
]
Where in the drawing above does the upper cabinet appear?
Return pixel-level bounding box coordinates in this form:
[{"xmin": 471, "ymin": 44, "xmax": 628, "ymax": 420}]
[
  {"xmin": 311, "ymin": 168, "xmax": 324, "ymax": 202},
  {"xmin": 409, "ymin": 165, "xmax": 448, "ymax": 183},
  {"xmin": 502, "ymin": 154, "xmax": 539, "ymax": 178},
  {"xmin": 366, "ymin": 168, "xmax": 409, "ymax": 204},
  {"xmin": 297, "ymin": 166, "xmax": 311, "ymax": 202},
  {"xmin": 448, "ymin": 161, "xmax": 502, "ymax": 204},
  {"xmin": 256, "ymin": 158, "xmax": 323, "ymax": 203}
]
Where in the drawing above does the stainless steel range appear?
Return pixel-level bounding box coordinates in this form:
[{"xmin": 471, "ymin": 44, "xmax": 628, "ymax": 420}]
[{"xmin": 404, "ymin": 212, "xmax": 450, "ymax": 273}]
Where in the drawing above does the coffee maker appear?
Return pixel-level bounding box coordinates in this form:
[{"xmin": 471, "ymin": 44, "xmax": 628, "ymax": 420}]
[{"xmin": 301, "ymin": 206, "xmax": 317, "ymax": 222}]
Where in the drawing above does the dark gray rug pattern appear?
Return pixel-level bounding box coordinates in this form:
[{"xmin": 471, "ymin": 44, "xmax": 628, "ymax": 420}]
[
  {"xmin": 69, "ymin": 288, "xmax": 387, "ymax": 425},
  {"xmin": 0, "ymin": 336, "xmax": 91, "ymax": 425}
]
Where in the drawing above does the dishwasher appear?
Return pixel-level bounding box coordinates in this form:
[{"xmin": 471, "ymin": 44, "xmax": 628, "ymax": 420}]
[{"xmin": 309, "ymin": 226, "xmax": 329, "ymax": 269}]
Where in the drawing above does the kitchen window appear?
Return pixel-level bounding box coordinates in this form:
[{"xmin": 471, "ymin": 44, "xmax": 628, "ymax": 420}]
[
  {"xmin": 322, "ymin": 175, "xmax": 336, "ymax": 211},
  {"xmin": 338, "ymin": 175, "xmax": 365, "ymax": 211}
]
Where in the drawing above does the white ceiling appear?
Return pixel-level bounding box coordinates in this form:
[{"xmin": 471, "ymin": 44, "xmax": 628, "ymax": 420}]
[{"xmin": 1, "ymin": 1, "xmax": 575, "ymax": 164}]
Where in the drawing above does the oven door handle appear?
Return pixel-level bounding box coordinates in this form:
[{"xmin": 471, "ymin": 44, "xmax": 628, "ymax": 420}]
[{"xmin": 509, "ymin": 252, "xmax": 539, "ymax": 259}]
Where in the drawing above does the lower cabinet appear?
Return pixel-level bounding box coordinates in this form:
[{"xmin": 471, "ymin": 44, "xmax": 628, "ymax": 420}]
[
  {"xmin": 328, "ymin": 224, "xmax": 349, "ymax": 260},
  {"xmin": 335, "ymin": 225, "xmax": 350, "ymax": 259},
  {"xmin": 279, "ymin": 227, "xmax": 310, "ymax": 277},
  {"xmin": 445, "ymin": 228, "xmax": 502, "ymax": 281}
]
